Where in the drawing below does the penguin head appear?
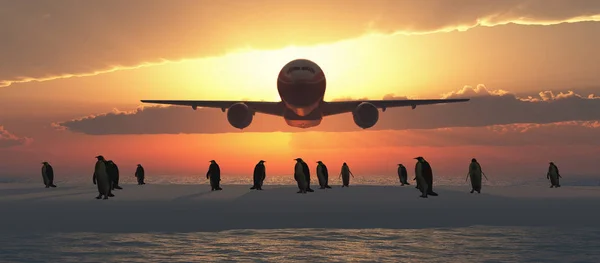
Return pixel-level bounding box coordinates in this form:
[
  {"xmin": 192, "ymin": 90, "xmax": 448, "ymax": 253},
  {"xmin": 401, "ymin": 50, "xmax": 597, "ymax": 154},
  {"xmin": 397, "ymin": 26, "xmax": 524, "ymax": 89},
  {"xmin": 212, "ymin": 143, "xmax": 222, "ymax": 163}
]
[
  {"xmin": 41, "ymin": 161, "xmax": 48, "ymax": 165},
  {"xmin": 209, "ymin": 160, "xmax": 216, "ymax": 164},
  {"xmin": 294, "ymin": 158, "xmax": 303, "ymax": 162},
  {"xmin": 398, "ymin": 164, "xmax": 404, "ymax": 167},
  {"xmin": 95, "ymin": 155, "xmax": 105, "ymax": 160},
  {"xmin": 471, "ymin": 158, "xmax": 477, "ymax": 162},
  {"xmin": 258, "ymin": 160, "xmax": 265, "ymax": 164},
  {"xmin": 414, "ymin": 156, "xmax": 424, "ymax": 162},
  {"xmin": 316, "ymin": 161, "xmax": 322, "ymax": 164},
  {"xmin": 137, "ymin": 164, "xmax": 142, "ymax": 167},
  {"xmin": 343, "ymin": 162, "xmax": 347, "ymax": 166},
  {"xmin": 107, "ymin": 160, "xmax": 113, "ymax": 164}
]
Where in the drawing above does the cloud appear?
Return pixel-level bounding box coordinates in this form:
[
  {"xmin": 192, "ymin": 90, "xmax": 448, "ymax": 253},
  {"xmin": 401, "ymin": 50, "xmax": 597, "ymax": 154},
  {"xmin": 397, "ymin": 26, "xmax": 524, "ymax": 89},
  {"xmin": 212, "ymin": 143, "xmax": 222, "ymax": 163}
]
[
  {"xmin": 0, "ymin": 126, "xmax": 32, "ymax": 148},
  {"xmin": 287, "ymin": 121, "xmax": 600, "ymax": 149},
  {"xmin": 56, "ymin": 85, "xmax": 600, "ymax": 134},
  {"xmin": 2, "ymin": 0, "xmax": 600, "ymax": 87}
]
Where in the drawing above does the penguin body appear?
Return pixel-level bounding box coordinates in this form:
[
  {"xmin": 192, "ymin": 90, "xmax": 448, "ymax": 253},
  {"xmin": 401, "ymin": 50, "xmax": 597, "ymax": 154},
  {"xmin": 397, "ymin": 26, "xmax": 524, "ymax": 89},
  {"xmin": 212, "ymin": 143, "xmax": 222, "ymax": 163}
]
[
  {"xmin": 252, "ymin": 161, "xmax": 266, "ymax": 190},
  {"xmin": 106, "ymin": 161, "xmax": 121, "ymax": 190},
  {"xmin": 468, "ymin": 160, "xmax": 482, "ymax": 193},
  {"xmin": 93, "ymin": 157, "xmax": 111, "ymax": 199},
  {"xmin": 300, "ymin": 160, "xmax": 314, "ymax": 192},
  {"xmin": 41, "ymin": 162, "xmax": 56, "ymax": 188},
  {"xmin": 135, "ymin": 164, "xmax": 145, "ymax": 185},
  {"xmin": 294, "ymin": 160, "xmax": 307, "ymax": 193},
  {"xmin": 316, "ymin": 161, "xmax": 331, "ymax": 189},
  {"xmin": 398, "ymin": 164, "xmax": 409, "ymax": 185},
  {"xmin": 414, "ymin": 159, "xmax": 429, "ymax": 198},
  {"xmin": 206, "ymin": 161, "xmax": 222, "ymax": 191},
  {"xmin": 340, "ymin": 164, "xmax": 351, "ymax": 187},
  {"xmin": 421, "ymin": 159, "xmax": 437, "ymax": 196},
  {"xmin": 547, "ymin": 162, "xmax": 561, "ymax": 188}
]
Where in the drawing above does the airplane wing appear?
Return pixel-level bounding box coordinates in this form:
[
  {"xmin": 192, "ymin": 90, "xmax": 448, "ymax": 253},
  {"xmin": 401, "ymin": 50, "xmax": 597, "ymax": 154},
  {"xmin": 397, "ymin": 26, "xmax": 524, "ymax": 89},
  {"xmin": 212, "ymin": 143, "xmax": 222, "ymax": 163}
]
[
  {"xmin": 321, "ymin": 99, "xmax": 470, "ymax": 116},
  {"xmin": 140, "ymin": 100, "xmax": 286, "ymax": 116}
]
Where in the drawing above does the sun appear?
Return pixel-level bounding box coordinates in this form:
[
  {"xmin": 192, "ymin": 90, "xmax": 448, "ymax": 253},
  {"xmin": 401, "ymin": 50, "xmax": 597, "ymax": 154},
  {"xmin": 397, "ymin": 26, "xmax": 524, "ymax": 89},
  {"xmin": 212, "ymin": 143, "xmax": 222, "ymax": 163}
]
[{"xmin": 147, "ymin": 35, "xmax": 417, "ymax": 102}]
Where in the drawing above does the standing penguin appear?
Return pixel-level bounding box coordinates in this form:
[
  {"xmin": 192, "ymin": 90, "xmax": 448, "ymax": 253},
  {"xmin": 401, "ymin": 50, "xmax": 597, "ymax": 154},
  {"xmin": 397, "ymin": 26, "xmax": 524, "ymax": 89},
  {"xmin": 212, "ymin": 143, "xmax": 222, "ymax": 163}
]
[
  {"xmin": 41, "ymin": 162, "xmax": 57, "ymax": 188},
  {"xmin": 294, "ymin": 158, "xmax": 307, "ymax": 194},
  {"xmin": 466, "ymin": 158, "xmax": 487, "ymax": 193},
  {"xmin": 106, "ymin": 160, "xmax": 122, "ymax": 190},
  {"xmin": 339, "ymin": 162, "xmax": 354, "ymax": 187},
  {"xmin": 135, "ymin": 164, "xmax": 145, "ymax": 185},
  {"xmin": 416, "ymin": 156, "xmax": 438, "ymax": 196},
  {"xmin": 414, "ymin": 157, "xmax": 429, "ymax": 198},
  {"xmin": 397, "ymin": 164, "xmax": 409, "ymax": 186},
  {"xmin": 206, "ymin": 160, "xmax": 222, "ymax": 191},
  {"xmin": 299, "ymin": 159, "xmax": 314, "ymax": 192},
  {"xmin": 93, "ymin": 155, "xmax": 111, "ymax": 200},
  {"xmin": 251, "ymin": 160, "xmax": 266, "ymax": 190},
  {"xmin": 316, "ymin": 161, "xmax": 332, "ymax": 189},
  {"xmin": 547, "ymin": 162, "xmax": 562, "ymax": 188}
]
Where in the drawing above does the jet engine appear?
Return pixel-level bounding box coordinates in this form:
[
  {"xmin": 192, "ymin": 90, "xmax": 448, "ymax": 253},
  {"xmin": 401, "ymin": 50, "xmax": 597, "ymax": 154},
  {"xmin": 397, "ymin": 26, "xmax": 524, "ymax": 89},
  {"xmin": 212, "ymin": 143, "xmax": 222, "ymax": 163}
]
[
  {"xmin": 227, "ymin": 103, "xmax": 254, "ymax": 129},
  {"xmin": 352, "ymin": 102, "xmax": 379, "ymax": 129}
]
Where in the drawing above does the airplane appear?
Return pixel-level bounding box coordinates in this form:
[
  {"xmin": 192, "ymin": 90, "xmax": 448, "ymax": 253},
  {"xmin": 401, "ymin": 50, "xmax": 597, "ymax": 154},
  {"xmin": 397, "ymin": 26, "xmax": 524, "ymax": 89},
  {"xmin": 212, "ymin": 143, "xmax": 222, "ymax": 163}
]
[{"xmin": 141, "ymin": 59, "xmax": 470, "ymax": 129}]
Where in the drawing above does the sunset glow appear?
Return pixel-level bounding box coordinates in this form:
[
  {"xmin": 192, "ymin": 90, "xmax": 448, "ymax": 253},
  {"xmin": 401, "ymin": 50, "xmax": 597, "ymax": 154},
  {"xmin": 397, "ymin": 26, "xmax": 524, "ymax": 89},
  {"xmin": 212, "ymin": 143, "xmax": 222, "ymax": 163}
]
[{"xmin": 2, "ymin": 0, "xmax": 600, "ymax": 181}]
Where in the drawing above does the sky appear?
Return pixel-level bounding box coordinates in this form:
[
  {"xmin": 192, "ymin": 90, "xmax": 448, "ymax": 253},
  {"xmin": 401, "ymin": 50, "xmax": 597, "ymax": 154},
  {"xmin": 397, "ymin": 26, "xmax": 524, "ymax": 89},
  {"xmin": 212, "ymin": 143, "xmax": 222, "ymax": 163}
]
[{"xmin": 1, "ymin": 0, "xmax": 600, "ymax": 181}]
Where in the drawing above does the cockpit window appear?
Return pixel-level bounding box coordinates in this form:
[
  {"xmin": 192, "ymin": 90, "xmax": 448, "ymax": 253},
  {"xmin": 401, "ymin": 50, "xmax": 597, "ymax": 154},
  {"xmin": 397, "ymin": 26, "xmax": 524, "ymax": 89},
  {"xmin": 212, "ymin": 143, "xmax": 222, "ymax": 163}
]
[
  {"xmin": 287, "ymin": 66, "xmax": 315, "ymax": 74},
  {"xmin": 287, "ymin": 67, "xmax": 301, "ymax": 73},
  {"xmin": 301, "ymin": 67, "xmax": 315, "ymax": 73}
]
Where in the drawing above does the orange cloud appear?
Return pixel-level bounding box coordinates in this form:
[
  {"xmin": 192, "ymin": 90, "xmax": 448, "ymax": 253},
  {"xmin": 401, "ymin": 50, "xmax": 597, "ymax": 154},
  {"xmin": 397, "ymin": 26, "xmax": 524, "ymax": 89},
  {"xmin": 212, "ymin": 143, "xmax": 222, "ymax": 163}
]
[
  {"xmin": 56, "ymin": 86, "xmax": 600, "ymax": 134},
  {"xmin": 2, "ymin": 0, "xmax": 600, "ymax": 87},
  {"xmin": 0, "ymin": 126, "xmax": 32, "ymax": 148}
]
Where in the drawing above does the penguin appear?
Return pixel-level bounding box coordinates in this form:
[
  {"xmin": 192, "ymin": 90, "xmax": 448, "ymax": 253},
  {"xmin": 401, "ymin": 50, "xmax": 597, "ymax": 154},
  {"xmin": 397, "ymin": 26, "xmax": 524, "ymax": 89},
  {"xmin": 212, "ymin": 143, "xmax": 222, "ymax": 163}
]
[
  {"xmin": 299, "ymin": 159, "xmax": 314, "ymax": 192},
  {"xmin": 92, "ymin": 155, "xmax": 111, "ymax": 199},
  {"xmin": 251, "ymin": 160, "xmax": 266, "ymax": 190},
  {"xmin": 135, "ymin": 164, "xmax": 145, "ymax": 185},
  {"xmin": 339, "ymin": 162, "xmax": 354, "ymax": 187},
  {"xmin": 466, "ymin": 158, "xmax": 487, "ymax": 193},
  {"xmin": 41, "ymin": 162, "xmax": 57, "ymax": 188},
  {"xmin": 206, "ymin": 160, "xmax": 222, "ymax": 191},
  {"xmin": 414, "ymin": 157, "xmax": 429, "ymax": 198},
  {"xmin": 316, "ymin": 161, "xmax": 331, "ymax": 189},
  {"xmin": 416, "ymin": 156, "xmax": 438, "ymax": 196},
  {"xmin": 294, "ymin": 158, "xmax": 307, "ymax": 194},
  {"xmin": 397, "ymin": 164, "xmax": 409, "ymax": 186},
  {"xmin": 547, "ymin": 162, "xmax": 562, "ymax": 188},
  {"xmin": 106, "ymin": 160, "xmax": 122, "ymax": 190}
]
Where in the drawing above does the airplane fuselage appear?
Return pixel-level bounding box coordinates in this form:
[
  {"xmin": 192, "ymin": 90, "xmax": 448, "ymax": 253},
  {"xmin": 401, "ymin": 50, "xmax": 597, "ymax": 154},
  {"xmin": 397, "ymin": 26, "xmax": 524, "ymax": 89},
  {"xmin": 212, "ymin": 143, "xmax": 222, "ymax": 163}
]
[{"xmin": 277, "ymin": 59, "xmax": 326, "ymax": 128}]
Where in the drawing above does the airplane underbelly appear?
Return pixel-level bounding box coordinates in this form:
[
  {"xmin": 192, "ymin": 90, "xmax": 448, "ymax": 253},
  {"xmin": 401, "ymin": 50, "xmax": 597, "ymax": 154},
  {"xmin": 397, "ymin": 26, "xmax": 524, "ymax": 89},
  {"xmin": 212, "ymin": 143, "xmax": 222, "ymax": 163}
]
[
  {"xmin": 283, "ymin": 109, "xmax": 322, "ymax": 129},
  {"xmin": 285, "ymin": 119, "xmax": 322, "ymax": 129}
]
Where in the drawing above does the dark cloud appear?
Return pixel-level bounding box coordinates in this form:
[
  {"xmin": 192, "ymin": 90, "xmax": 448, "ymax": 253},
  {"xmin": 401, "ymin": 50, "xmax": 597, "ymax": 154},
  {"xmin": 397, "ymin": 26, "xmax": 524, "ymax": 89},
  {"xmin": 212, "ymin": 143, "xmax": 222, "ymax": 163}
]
[
  {"xmin": 2, "ymin": 0, "xmax": 600, "ymax": 87},
  {"xmin": 288, "ymin": 121, "xmax": 600, "ymax": 149},
  {"xmin": 0, "ymin": 126, "xmax": 32, "ymax": 148},
  {"xmin": 56, "ymin": 85, "xmax": 600, "ymax": 134}
]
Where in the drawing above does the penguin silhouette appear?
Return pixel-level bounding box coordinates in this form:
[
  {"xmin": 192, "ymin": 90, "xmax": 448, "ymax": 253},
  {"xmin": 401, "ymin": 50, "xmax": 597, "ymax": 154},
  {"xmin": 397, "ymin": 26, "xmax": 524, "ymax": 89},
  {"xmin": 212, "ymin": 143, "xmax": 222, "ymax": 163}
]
[
  {"xmin": 339, "ymin": 162, "xmax": 354, "ymax": 187},
  {"xmin": 547, "ymin": 162, "xmax": 562, "ymax": 188},
  {"xmin": 135, "ymin": 164, "xmax": 145, "ymax": 185},
  {"xmin": 206, "ymin": 160, "xmax": 222, "ymax": 191},
  {"xmin": 294, "ymin": 158, "xmax": 307, "ymax": 194},
  {"xmin": 251, "ymin": 160, "xmax": 266, "ymax": 190},
  {"xmin": 466, "ymin": 158, "xmax": 487, "ymax": 193},
  {"xmin": 41, "ymin": 162, "xmax": 57, "ymax": 188},
  {"xmin": 93, "ymin": 155, "xmax": 111, "ymax": 200},
  {"xmin": 397, "ymin": 164, "xmax": 409, "ymax": 186}
]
